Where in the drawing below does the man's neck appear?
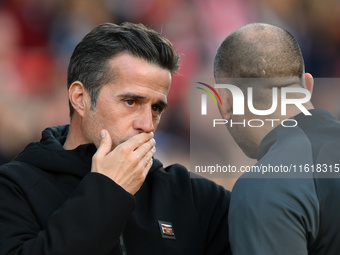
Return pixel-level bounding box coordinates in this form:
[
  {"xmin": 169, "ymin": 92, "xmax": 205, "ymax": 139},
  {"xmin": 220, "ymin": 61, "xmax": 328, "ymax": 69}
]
[{"xmin": 63, "ymin": 117, "xmax": 85, "ymax": 150}]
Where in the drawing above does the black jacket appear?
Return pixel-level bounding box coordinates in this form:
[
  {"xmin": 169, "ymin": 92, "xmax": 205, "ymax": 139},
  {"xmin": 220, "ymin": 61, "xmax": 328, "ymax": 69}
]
[
  {"xmin": 229, "ymin": 109, "xmax": 340, "ymax": 255},
  {"xmin": 0, "ymin": 125, "xmax": 231, "ymax": 255}
]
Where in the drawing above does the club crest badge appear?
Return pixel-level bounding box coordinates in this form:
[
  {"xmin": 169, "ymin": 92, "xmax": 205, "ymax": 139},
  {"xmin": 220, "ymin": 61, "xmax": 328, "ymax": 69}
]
[{"xmin": 158, "ymin": 220, "xmax": 176, "ymax": 240}]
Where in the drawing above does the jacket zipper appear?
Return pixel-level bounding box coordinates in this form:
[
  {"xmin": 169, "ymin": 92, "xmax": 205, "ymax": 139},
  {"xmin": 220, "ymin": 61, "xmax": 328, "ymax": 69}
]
[{"xmin": 119, "ymin": 234, "xmax": 127, "ymax": 255}]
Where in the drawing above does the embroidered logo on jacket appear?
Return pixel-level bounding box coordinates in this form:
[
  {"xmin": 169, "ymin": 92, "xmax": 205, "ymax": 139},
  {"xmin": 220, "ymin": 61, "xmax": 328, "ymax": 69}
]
[{"xmin": 158, "ymin": 220, "xmax": 176, "ymax": 240}]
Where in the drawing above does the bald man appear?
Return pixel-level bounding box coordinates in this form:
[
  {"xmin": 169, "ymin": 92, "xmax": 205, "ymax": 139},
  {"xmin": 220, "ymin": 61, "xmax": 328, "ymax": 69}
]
[{"xmin": 214, "ymin": 23, "xmax": 340, "ymax": 255}]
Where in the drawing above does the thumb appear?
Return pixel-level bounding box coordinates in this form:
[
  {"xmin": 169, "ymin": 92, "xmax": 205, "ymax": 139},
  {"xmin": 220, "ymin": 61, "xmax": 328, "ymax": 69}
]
[{"xmin": 95, "ymin": 129, "xmax": 112, "ymax": 158}]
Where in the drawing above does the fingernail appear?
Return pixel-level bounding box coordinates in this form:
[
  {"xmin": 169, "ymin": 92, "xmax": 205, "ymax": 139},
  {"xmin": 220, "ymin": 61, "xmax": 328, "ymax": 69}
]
[
  {"xmin": 151, "ymin": 138, "xmax": 156, "ymax": 145},
  {"xmin": 149, "ymin": 132, "xmax": 154, "ymax": 137},
  {"xmin": 100, "ymin": 130, "xmax": 106, "ymax": 139},
  {"xmin": 152, "ymin": 146, "xmax": 156, "ymax": 152}
]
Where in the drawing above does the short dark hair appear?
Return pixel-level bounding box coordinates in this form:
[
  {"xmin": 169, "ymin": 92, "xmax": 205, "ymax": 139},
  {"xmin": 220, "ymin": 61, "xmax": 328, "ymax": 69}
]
[
  {"xmin": 214, "ymin": 23, "xmax": 304, "ymax": 80},
  {"xmin": 67, "ymin": 22, "xmax": 180, "ymax": 117}
]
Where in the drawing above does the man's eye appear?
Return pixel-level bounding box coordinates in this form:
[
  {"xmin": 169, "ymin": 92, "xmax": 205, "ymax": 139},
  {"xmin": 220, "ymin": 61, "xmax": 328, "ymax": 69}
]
[
  {"xmin": 125, "ymin": 99, "xmax": 136, "ymax": 106},
  {"xmin": 152, "ymin": 105, "xmax": 164, "ymax": 113}
]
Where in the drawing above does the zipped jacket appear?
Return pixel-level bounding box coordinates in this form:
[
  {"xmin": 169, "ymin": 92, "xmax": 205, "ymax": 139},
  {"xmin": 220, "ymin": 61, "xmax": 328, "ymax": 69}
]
[{"xmin": 0, "ymin": 125, "xmax": 231, "ymax": 255}]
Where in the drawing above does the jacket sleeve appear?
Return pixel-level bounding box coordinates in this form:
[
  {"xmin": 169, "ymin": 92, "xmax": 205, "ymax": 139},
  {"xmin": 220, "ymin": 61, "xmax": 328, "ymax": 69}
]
[
  {"xmin": 0, "ymin": 172, "xmax": 135, "ymax": 255},
  {"xmin": 229, "ymin": 177, "xmax": 319, "ymax": 255},
  {"xmin": 191, "ymin": 176, "xmax": 232, "ymax": 255}
]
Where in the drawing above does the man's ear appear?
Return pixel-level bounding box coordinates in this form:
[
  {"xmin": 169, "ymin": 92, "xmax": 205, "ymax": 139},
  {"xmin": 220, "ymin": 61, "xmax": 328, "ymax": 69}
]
[
  {"xmin": 217, "ymin": 88, "xmax": 232, "ymax": 120},
  {"xmin": 68, "ymin": 81, "xmax": 87, "ymax": 118},
  {"xmin": 304, "ymin": 73, "xmax": 314, "ymax": 95}
]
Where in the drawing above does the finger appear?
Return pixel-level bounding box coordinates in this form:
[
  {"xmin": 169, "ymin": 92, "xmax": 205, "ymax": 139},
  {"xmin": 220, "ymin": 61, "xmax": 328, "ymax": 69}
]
[
  {"xmin": 133, "ymin": 143, "xmax": 155, "ymax": 170},
  {"xmin": 145, "ymin": 157, "xmax": 153, "ymax": 172},
  {"xmin": 142, "ymin": 146, "xmax": 156, "ymax": 168},
  {"xmin": 133, "ymin": 136, "xmax": 156, "ymax": 160},
  {"xmin": 94, "ymin": 129, "xmax": 112, "ymax": 159},
  {"xmin": 141, "ymin": 149, "xmax": 155, "ymax": 176},
  {"xmin": 123, "ymin": 132, "xmax": 154, "ymax": 151}
]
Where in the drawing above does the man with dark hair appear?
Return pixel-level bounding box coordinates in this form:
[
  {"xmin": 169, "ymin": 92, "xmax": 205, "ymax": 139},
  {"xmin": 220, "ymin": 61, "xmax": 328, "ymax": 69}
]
[
  {"xmin": 0, "ymin": 23, "xmax": 231, "ymax": 254},
  {"xmin": 214, "ymin": 23, "xmax": 340, "ymax": 254}
]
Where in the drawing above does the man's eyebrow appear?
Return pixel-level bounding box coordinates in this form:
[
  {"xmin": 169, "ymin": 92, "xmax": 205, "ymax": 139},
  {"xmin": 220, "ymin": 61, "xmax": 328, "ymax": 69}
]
[
  {"xmin": 156, "ymin": 100, "xmax": 168, "ymax": 109},
  {"xmin": 117, "ymin": 93, "xmax": 146, "ymax": 100},
  {"xmin": 117, "ymin": 93, "xmax": 168, "ymax": 108}
]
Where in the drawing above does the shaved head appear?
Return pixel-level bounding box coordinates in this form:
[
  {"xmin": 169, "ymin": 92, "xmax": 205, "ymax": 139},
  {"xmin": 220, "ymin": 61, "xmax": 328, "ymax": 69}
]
[
  {"xmin": 214, "ymin": 23, "xmax": 307, "ymax": 116},
  {"xmin": 213, "ymin": 23, "xmax": 312, "ymax": 158},
  {"xmin": 214, "ymin": 23, "xmax": 304, "ymax": 81}
]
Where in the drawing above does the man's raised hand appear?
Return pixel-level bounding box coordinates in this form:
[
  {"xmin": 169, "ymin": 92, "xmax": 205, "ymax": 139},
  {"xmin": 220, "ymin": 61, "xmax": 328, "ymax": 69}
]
[{"xmin": 91, "ymin": 130, "xmax": 156, "ymax": 195}]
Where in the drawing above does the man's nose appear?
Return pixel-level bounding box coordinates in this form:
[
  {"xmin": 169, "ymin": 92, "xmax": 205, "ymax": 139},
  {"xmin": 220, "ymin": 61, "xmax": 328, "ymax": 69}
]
[{"xmin": 134, "ymin": 108, "xmax": 155, "ymax": 133}]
